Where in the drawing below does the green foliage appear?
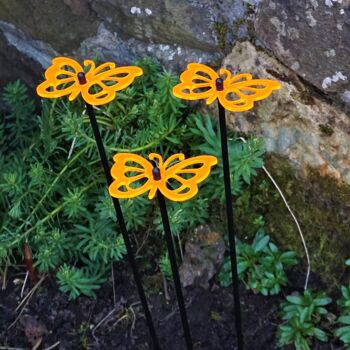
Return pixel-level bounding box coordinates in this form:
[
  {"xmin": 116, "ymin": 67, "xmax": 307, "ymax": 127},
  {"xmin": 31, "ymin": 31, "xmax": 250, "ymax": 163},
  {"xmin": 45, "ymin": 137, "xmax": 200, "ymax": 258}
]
[
  {"xmin": 281, "ymin": 290, "xmax": 331, "ymax": 322},
  {"xmin": 335, "ymin": 315, "xmax": 350, "ymax": 349},
  {"xmin": 335, "ymin": 261, "xmax": 350, "ymax": 349},
  {"xmin": 57, "ymin": 263, "xmax": 104, "ymax": 300},
  {"xmin": 63, "ymin": 188, "xmax": 88, "ymax": 219},
  {"xmin": 1, "ymin": 80, "xmax": 35, "ymax": 152},
  {"xmin": 277, "ymin": 312, "xmax": 327, "ymax": 350},
  {"xmin": 153, "ymin": 196, "xmax": 209, "ymax": 236},
  {"xmin": 277, "ymin": 289, "xmax": 331, "ymax": 349},
  {"xmin": 337, "ymin": 284, "xmax": 350, "ymax": 314},
  {"xmin": 219, "ymin": 228, "xmax": 297, "ymax": 295},
  {"xmin": 33, "ymin": 227, "xmax": 73, "ymax": 271},
  {"xmin": 159, "ymin": 253, "xmax": 172, "ymax": 280},
  {"xmin": 252, "ymin": 215, "xmax": 265, "ymax": 229},
  {"xmin": 120, "ymin": 197, "xmax": 151, "ymax": 231},
  {"xmin": 0, "ymin": 59, "xmax": 265, "ymax": 298},
  {"xmin": 192, "ymin": 114, "xmax": 265, "ymax": 200},
  {"xmin": 75, "ymin": 219, "xmax": 126, "ymax": 263}
]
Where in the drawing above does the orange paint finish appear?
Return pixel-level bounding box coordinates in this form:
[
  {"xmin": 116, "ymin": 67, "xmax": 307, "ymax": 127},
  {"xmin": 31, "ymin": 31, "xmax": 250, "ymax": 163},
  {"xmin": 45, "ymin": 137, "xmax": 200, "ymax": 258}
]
[
  {"xmin": 108, "ymin": 153, "xmax": 218, "ymax": 202},
  {"xmin": 173, "ymin": 63, "xmax": 280, "ymax": 112},
  {"xmin": 37, "ymin": 57, "xmax": 143, "ymax": 106}
]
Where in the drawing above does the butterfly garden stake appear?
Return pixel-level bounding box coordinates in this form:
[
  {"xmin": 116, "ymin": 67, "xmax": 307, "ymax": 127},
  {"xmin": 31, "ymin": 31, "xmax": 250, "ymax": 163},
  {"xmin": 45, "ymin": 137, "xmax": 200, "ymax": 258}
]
[
  {"xmin": 109, "ymin": 152, "xmax": 218, "ymax": 350},
  {"xmin": 173, "ymin": 63, "xmax": 281, "ymax": 350},
  {"xmin": 37, "ymin": 57, "xmax": 161, "ymax": 350}
]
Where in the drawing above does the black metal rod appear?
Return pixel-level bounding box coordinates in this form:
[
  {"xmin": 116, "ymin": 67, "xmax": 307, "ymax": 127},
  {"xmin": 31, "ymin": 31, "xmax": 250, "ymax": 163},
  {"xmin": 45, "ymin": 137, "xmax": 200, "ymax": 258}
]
[
  {"xmin": 216, "ymin": 78, "xmax": 244, "ymax": 350},
  {"xmin": 156, "ymin": 190, "xmax": 193, "ymax": 350},
  {"xmin": 78, "ymin": 73, "xmax": 160, "ymax": 350}
]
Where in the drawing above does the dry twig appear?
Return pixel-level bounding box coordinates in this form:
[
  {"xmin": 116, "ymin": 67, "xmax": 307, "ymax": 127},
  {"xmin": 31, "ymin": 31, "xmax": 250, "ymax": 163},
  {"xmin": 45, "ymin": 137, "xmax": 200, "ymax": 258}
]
[
  {"xmin": 8, "ymin": 275, "xmax": 46, "ymax": 330},
  {"xmin": 92, "ymin": 308, "xmax": 118, "ymax": 337},
  {"xmin": 239, "ymin": 137, "xmax": 311, "ymax": 289},
  {"xmin": 111, "ymin": 263, "xmax": 117, "ymax": 308},
  {"xmin": 162, "ymin": 273, "xmax": 171, "ymax": 302},
  {"xmin": 1, "ymin": 261, "xmax": 8, "ymax": 290},
  {"xmin": 21, "ymin": 272, "xmax": 29, "ymax": 298},
  {"xmin": 43, "ymin": 341, "xmax": 60, "ymax": 350},
  {"xmin": 135, "ymin": 229, "xmax": 151, "ymax": 256}
]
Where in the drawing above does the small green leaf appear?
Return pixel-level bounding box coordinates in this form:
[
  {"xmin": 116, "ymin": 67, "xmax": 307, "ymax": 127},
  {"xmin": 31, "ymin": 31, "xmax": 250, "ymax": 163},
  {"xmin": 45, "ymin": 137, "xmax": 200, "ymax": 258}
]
[
  {"xmin": 339, "ymin": 316, "xmax": 350, "ymax": 325},
  {"xmin": 313, "ymin": 328, "xmax": 328, "ymax": 342},
  {"xmin": 253, "ymin": 235, "xmax": 270, "ymax": 253},
  {"xmin": 286, "ymin": 294, "xmax": 304, "ymax": 305}
]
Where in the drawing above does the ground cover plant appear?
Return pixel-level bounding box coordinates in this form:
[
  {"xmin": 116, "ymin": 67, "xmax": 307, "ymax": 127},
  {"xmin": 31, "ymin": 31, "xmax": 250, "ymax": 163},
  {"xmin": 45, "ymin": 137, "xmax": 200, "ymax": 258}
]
[
  {"xmin": 0, "ymin": 58, "xmax": 265, "ymax": 299},
  {"xmin": 2, "ymin": 58, "xmax": 350, "ymax": 349},
  {"xmin": 219, "ymin": 228, "xmax": 298, "ymax": 296},
  {"xmin": 334, "ymin": 260, "xmax": 350, "ymax": 349},
  {"xmin": 277, "ymin": 289, "xmax": 332, "ymax": 349}
]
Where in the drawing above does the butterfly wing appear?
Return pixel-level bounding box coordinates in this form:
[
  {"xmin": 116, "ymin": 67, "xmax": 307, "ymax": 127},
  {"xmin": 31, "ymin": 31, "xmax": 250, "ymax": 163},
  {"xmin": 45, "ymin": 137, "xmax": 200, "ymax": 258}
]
[
  {"xmin": 81, "ymin": 60, "xmax": 143, "ymax": 106},
  {"xmin": 172, "ymin": 63, "xmax": 219, "ymax": 104},
  {"xmin": 108, "ymin": 153, "xmax": 155, "ymax": 199},
  {"xmin": 36, "ymin": 57, "xmax": 83, "ymax": 101},
  {"xmin": 158, "ymin": 154, "xmax": 218, "ymax": 202},
  {"xmin": 218, "ymin": 72, "xmax": 281, "ymax": 112}
]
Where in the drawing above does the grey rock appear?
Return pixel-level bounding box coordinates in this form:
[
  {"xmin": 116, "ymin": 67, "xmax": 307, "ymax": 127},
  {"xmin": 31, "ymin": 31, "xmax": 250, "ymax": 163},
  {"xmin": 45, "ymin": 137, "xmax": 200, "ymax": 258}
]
[
  {"xmin": 0, "ymin": 21, "xmax": 58, "ymax": 69},
  {"xmin": 223, "ymin": 41, "xmax": 350, "ymax": 184},
  {"xmin": 91, "ymin": 0, "xmax": 218, "ymax": 52},
  {"xmin": 261, "ymin": 123, "xmax": 278, "ymax": 152},
  {"xmin": 342, "ymin": 90, "xmax": 350, "ymax": 104},
  {"xmin": 20, "ymin": 315, "xmax": 48, "ymax": 347},
  {"xmin": 0, "ymin": 0, "xmax": 250, "ymax": 90},
  {"xmin": 0, "ymin": 22, "xmax": 48, "ymax": 93},
  {"xmin": 179, "ymin": 225, "xmax": 226, "ymax": 289},
  {"xmin": 77, "ymin": 23, "xmax": 222, "ymax": 69},
  {"xmin": 255, "ymin": 0, "xmax": 350, "ymax": 104},
  {"xmin": 277, "ymin": 127, "xmax": 296, "ymax": 155},
  {"xmin": 80, "ymin": 0, "xmax": 246, "ymax": 70},
  {"xmin": 0, "ymin": 0, "xmax": 99, "ymax": 52}
]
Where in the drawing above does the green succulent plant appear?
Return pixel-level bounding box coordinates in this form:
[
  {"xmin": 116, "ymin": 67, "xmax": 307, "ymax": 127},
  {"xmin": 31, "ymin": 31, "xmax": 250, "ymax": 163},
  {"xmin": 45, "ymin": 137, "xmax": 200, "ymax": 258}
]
[{"xmin": 0, "ymin": 58, "xmax": 265, "ymax": 298}]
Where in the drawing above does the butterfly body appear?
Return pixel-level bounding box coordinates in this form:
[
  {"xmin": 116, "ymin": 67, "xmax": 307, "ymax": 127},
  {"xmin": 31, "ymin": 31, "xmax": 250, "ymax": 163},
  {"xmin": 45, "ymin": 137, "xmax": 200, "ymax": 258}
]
[
  {"xmin": 37, "ymin": 57, "xmax": 143, "ymax": 106},
  {"xmin": 109, "ymin": 153, "xmax": 217, "ymax": 202},
  {"xmin": 172, "ymin": 63, "xmax": 280, "ymax": 112}
]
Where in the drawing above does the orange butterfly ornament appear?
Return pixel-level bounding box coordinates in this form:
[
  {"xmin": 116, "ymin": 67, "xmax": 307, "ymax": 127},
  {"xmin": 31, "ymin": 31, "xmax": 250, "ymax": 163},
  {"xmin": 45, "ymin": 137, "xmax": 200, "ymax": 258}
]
[
  {"xmin": 108, "ymin": 153, "xmax": 218, "ymax": 202},
  {"xmin": 173, "ymin": 63, "xmax": 280, "ymax": 112},
  {"xmin": 37, "ymin": 57, "xmax": 143, "ymax": 105}
]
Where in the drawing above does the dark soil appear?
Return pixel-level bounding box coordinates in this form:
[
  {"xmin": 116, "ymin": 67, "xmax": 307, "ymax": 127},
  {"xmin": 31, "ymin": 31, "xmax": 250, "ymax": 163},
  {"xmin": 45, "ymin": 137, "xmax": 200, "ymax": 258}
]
[{"xmin": 0, "ymin": 266, "xmax": 338, "ymax": 350}]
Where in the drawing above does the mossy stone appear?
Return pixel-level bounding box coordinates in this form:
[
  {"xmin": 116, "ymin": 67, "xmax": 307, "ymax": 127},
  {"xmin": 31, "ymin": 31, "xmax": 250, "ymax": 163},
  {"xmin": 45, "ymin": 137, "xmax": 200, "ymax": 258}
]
[
  {"xmin": 319, "ymin": 124, "xmax": 334, "ymax": 137},
  {"xmin": 234, "ymin": 154, "xmax": 350, "ymax": 290},
  {"xmin": 0, "ymin": 0, "xmax": 99, "ymax": 52}
]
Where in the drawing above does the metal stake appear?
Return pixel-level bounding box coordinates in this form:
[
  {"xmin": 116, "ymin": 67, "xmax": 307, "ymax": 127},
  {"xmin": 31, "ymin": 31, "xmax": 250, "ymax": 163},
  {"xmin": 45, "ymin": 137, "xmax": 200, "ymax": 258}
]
[
  {"xmin": 77, "ymin": 72, "xmax": 160, "ymax": 350},
  {"xmin": 152, "ymin": 166, "xmax": 193, "ymax": 350},
  {"xmin": 216, "ymin": 77, "xmax": 244, "ymax": 350}
]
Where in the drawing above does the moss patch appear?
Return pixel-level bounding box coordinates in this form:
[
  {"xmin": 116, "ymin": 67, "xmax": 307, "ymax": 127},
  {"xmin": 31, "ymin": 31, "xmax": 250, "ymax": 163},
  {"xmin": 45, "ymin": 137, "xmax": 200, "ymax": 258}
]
[
  {"xmin": 213, "ymin": 22, "xmax": 228, "ymax": 53},
  {"xmin": 233, "ymin": 154, "xmax": 350, "ymax": 290},
  {"xmin": 318, "ymin": 123, "xmax": 334, "ymax": 136},
  {"xmin": 232, "ymin": 17, "xmax": 246, "ymax": 37}
]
